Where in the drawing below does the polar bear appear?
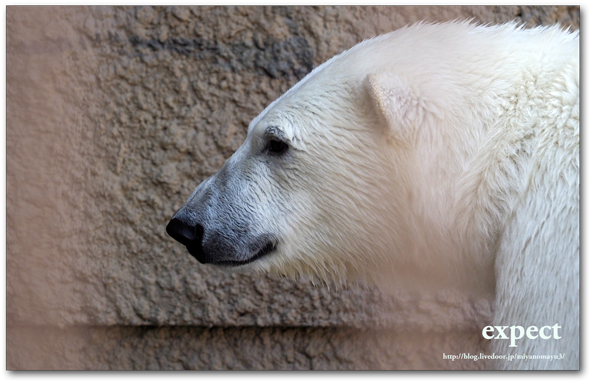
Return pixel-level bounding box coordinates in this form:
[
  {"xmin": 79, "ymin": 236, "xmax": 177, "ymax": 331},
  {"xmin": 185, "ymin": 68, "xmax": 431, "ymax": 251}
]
[{"xmin": 166, "ymin": 22, "xmax": 579, "ymax": 370}]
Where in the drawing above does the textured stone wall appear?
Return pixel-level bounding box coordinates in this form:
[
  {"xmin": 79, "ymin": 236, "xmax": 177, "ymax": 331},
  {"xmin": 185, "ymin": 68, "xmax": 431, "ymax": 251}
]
[{"xmin": 7, "ymin": 6, "xmax": 579, "ymax": 370}]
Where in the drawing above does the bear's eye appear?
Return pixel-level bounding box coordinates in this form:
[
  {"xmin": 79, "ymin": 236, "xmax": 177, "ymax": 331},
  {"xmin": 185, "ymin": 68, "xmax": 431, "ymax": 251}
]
[{"xmin": 266, "ymin": 139, "xmax": 289, "ymax": 155}]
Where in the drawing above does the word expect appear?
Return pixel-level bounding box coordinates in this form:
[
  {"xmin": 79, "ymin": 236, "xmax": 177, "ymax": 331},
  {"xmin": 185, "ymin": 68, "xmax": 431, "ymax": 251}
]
[{"xmin": 482, "ymin": 324, "xmax": 561, "ymax": 347}]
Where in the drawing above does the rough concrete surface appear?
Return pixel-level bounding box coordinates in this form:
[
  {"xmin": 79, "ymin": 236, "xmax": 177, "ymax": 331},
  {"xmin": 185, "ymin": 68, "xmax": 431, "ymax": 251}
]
[
  {"xmin": 8, "ymin": 325, "xmax": 490, "ymax": 370},
  {"xmin": 7, "ymin": 6, "xmax": 579, "ymax": 370}
]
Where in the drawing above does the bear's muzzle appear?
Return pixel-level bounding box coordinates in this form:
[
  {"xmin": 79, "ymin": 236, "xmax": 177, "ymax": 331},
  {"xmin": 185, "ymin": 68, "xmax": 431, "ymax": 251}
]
[{"xmin": 166, "ymin": 217, "xmax": 277, "ymax": 266}]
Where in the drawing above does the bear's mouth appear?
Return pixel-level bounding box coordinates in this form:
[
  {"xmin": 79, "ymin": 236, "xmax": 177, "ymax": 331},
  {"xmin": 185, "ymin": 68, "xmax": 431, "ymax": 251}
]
[
  {"xmin": 187, "ymin": 240, "xmax": 277, "ymax": 267},
  {"xmin": 212, "ymin": 241, "xmax": 277, "ymax": 267}
]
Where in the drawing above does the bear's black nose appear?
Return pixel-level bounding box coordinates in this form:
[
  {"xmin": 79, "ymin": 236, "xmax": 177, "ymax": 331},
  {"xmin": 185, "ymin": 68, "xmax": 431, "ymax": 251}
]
[
  {"xmin": 166, "ymin": 218, "xmax": 203, "ymax": 247},
  {"xmin": 166, "ymin": 217, "xmax": 208, "ymax": 263}
]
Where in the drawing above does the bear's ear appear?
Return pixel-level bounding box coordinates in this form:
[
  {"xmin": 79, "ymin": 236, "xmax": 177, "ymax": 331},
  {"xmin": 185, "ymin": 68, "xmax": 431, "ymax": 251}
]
[{"xmin": 365, "ymin": 73, "xmax": 430, "ymax": 141}]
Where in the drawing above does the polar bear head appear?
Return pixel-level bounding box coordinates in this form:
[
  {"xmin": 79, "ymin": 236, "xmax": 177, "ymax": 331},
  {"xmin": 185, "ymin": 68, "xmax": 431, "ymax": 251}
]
[
  {"xmin": 167, "ymin": 74, "xmax": 399, "ymax": 282},
  {"xmin": 166, "ymin": 73, "xmax": 413, "ymax": 281}
]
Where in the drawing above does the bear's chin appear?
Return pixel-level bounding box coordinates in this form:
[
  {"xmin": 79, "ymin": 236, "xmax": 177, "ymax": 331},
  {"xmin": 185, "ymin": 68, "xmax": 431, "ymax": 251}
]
[{"xmin": 187, "ymin": 240, "xmax": 277, "ymax": 267}]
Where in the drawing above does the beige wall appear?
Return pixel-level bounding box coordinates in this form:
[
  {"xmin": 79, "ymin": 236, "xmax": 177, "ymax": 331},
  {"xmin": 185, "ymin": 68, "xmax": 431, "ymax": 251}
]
[{"xmin": 7, "ymin": 6, "xmax": 579, "ymax": 370}]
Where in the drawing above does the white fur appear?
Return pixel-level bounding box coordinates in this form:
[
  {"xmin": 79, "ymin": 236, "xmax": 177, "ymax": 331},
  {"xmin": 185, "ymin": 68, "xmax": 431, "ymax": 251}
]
[
  {"xmin": 252, "ymin": 22, "xmax": 578, "ymax": 370},
  {"xmin": 182, "ymin": 21, "xmax": 579, "ymax": 370}
]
